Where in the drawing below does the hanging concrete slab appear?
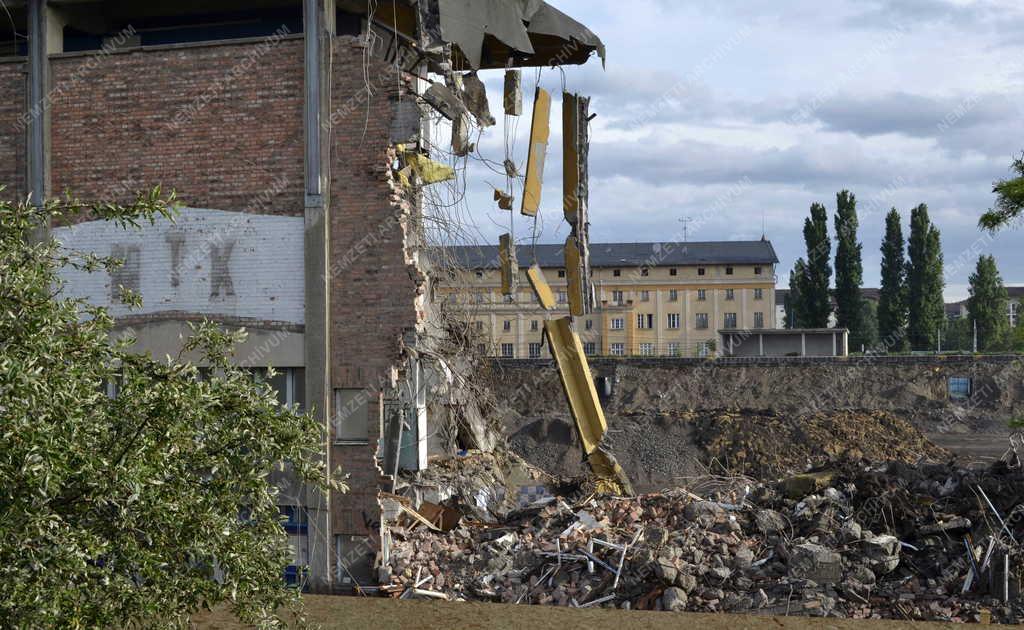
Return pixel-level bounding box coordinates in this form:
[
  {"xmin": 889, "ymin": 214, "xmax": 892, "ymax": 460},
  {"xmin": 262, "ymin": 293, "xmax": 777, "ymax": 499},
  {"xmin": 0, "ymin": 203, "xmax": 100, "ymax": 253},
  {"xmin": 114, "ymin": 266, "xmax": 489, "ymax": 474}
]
[
  {"xmin": 499, "ymin": 233, "xmax": 517, "ymax": 296},
  {"xmin": 526, "ymin": 264, "xmax": 556, "ymax": 310},
  {"xmin": 504, "ymin": 69, "xmax": 522, "ymax": 116},
  {"xmin": 520, "ymin": 87, "xmax": 551, "ymax": 217}
]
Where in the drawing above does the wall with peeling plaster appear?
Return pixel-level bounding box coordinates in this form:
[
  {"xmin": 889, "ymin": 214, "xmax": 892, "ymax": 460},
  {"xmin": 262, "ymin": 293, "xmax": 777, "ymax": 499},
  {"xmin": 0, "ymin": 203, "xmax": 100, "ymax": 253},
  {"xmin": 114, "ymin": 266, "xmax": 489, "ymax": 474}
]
[{"xmin": 54, "ymin": 207, "xmax": 305, "ymax": 325}]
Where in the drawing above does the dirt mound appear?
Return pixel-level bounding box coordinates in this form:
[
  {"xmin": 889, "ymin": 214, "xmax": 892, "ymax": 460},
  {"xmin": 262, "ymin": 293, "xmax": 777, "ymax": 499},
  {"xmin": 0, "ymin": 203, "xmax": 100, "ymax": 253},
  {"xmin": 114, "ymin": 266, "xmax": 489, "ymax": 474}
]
[
  {"xmin": 510, "ymin": 408, "xmax": 950, "ymax": 493},
  {"xmin": 693, "ymin": 409, "xmax": 950, "ymax": 479}
]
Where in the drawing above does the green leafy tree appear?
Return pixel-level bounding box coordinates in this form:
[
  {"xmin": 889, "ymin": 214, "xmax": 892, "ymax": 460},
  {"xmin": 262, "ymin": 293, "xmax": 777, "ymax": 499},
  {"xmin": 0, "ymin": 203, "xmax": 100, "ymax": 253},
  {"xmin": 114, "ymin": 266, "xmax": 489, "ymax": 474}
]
[
  {"xmin": 858, "ymin": 299, "xmax": 880, "ymax": 351},
  {"xmin": 801, "ymin": 202, "xmax": 833, "ymax": 327},
  {"xmin": 965, "ymin": 255, "xmax": 1009, "ymax": 351},
  {"xmin": 877, "ymin": 209, "xmax": 908, "ymax": 351},
  {"xmin": 1012, "ymin": 317, "xmax": 1024, "ymax": 353},
  {"xmin": 0, "ymin": 190, "xmax": 342, "ymax": 628},
  {"xmin": 834, "ymin": 190, "xmax": 865, "ymax": 347},
  {"xmin": 943, "ymin": 317, "xmax": 972, "ymax": 352},
  {"xmin": 906, "ymin": 204, "xmax": 945, "ymax": 350},
  {"xmin": 785, "ymin": 259, "xmax": 807, "ymax": 328},
  {"xmin": 980, "ymin": 153, "xmax": 1024, "ymax": 231}
]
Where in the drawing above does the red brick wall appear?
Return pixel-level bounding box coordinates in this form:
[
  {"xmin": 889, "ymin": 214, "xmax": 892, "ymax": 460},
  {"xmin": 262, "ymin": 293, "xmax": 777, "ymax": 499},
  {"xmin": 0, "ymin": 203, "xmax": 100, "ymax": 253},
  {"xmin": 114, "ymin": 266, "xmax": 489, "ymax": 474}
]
[
  {"xmin": 0, "ymin": 61, "xmax": 25, "ymax": 201},
  {"xmin": 50, "ymin": 39, "xmax": 305, "ymax": 214},
  {"xmin": 328, "ymin": 37, "xmax": 421, "ymax": 535}
]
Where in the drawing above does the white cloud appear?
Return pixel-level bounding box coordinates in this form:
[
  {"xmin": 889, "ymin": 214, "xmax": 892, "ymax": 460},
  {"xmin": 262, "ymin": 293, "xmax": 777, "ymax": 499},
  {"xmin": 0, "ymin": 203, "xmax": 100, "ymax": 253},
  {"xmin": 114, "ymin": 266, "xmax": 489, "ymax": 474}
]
[{"xmin": 443, "ymin": 1, "xmax": 1024, "ymax": 300}]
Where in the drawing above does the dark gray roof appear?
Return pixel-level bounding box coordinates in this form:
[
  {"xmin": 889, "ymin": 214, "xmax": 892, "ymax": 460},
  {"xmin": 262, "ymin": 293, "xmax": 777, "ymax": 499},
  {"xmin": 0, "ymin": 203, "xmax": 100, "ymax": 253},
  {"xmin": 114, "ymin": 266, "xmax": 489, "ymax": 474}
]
[{"xmin": 443, "ymin": 240, "xmax": 779, "ymax": 270}]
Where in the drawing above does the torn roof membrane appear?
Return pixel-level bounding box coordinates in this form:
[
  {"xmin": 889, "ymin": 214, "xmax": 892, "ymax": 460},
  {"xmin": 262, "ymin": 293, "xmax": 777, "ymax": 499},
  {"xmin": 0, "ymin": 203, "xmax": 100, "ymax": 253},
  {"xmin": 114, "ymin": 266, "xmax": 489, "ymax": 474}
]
[
  {"xmin": 353, "ymin": 0, "xmax": 605, "ymax": 70},
  {"xmin": 437, "ymin": 0, "xmax": 605, "ymax": 69}
]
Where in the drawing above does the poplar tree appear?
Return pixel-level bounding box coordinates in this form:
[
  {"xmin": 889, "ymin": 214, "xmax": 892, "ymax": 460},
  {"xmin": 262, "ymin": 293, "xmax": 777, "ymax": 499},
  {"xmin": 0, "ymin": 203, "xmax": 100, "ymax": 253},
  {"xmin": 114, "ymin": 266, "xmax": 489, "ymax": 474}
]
[
  {"xmin": 834, "ymin": 190, "xmax": 865, "ymax": 346},
  {"xmin": 965, "ymin": 255, "xmax": 1009, "ymax": 351},
  {"xmin": 877, "ymin": 208, "xmax": 908, "ymax": 350},
  {"xmin": 786, "ymin": 259, "xmax": 807, "ymax": 328},
  {"xmin": 906, "ymin": 204, "xmax": 945, "ymax": 350},
  {"xmin": 801, "ymin": 202, "xmax": 833, "ymax": 327}
]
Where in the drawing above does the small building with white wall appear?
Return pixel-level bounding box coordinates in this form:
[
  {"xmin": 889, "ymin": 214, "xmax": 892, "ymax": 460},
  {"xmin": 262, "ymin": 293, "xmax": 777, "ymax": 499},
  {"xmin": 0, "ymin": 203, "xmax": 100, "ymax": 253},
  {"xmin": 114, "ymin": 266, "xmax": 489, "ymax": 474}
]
[{"xmin": 719, "ymin": 328, "xmax": 849, "ymax": 357}]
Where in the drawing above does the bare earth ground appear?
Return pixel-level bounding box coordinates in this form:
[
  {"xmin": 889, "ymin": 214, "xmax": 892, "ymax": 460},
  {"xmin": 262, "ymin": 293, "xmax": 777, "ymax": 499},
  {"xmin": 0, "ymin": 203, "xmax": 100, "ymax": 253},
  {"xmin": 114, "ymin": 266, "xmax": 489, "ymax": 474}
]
[
  {"xmin": 192, "ymin": 595, "xmax": 965, "ymax": 629},
  {"xmin": 927, "ymin": 431, "xmax": 1013, "ymax": 465}
]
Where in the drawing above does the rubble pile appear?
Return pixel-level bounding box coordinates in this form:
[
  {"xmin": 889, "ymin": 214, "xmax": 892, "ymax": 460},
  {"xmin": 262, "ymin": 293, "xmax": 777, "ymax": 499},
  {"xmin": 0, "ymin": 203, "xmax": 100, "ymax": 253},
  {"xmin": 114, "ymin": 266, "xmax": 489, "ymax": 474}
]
[{"xmin": 382, "ymin": 458, "xmax": 1024, "ymax": 622}]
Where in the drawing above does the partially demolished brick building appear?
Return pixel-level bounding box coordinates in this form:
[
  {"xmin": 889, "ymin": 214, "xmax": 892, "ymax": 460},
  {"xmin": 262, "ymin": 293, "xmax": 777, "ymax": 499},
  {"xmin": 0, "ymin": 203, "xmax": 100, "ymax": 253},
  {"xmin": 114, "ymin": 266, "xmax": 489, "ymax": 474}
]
[{"xmin": 1, "ymin": 0, "xmax": 603, "ymax": 591}]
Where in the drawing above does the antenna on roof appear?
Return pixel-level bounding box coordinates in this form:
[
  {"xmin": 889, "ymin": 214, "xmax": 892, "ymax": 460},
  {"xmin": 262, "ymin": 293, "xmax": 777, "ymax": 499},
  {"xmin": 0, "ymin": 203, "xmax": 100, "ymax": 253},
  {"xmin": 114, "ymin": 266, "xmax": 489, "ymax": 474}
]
[
  {"xmin": 679, "ymin": 216, "xmax": 692, "ymax": 242},
  {"xmin": 761, "ymin": 209, "xmax": 767, "ymax": 241}
]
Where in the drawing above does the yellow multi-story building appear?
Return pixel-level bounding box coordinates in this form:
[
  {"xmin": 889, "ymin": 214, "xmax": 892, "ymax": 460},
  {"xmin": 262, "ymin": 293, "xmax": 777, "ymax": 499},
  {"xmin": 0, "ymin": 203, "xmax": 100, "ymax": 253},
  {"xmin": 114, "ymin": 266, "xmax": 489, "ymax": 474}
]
[{"xmin": 439, "ymin": 240, "xmax": 779, "ymax": 358}]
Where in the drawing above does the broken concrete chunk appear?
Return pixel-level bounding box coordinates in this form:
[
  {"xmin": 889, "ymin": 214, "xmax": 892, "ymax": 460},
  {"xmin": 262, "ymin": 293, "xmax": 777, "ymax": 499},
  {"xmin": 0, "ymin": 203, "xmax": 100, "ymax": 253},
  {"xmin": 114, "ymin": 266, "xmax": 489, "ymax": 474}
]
[
  {"xmin": 839, "ymin": 520, "xmax": 863, "ymax": 543},
  {"xmin": 662, "ymin": 586, "xmax": 688, "ymax": 612},
  {"xmin": 461, "ymin": 71, "xmax": 495, "ymax": 128},
  {"xmin": 504, "ymin": 69, "xmax": 522, "ymax": 116},
  {"xmin": 754, "ymin": 509, "xmax": 787, "ymax": 534},
  {"xmin": 683, "ymin": 501, "xmax": 726, "ymax": 527},
  {"xmin": 654, "ymin": 556, "xmax": 677, "ymax": 584},
  {"xmin": 848, "ymin": 564, "xmax": 877, "ymax": 586},
  {"xmin": 863, "ymin": 535, "xmax": 901, "ymax": 574},
  {"xmin": 422, "ymin": 83, "xmax": 468, "ymax": 121},
  {"xmin": 839, "ymin": 578, "xmax": 871, "ymax": 604},
  {"xmin": 493, "ymin": 188, "xmax": 513, "ymax": 210},
  {"xmin": 708, "ymin": 566, "xmax": 732, "ymax": 581},
  {"xmin": 452, "ymin": 112, "xmax": 473, "ymax": 157},
  {"xmin": 918, "ymin": 517, "xmax": 972, "ymax": 537},
  {"xmin": 779, "ymin": 471, "xmax": 836, "ymax": 499},
  {"xmin": 789, "ymin": 543, "xmax": 843, "ymax": 585},
  {"xmin": 733, "ymin": 546, "xmax": 755, "ymax": 570}
]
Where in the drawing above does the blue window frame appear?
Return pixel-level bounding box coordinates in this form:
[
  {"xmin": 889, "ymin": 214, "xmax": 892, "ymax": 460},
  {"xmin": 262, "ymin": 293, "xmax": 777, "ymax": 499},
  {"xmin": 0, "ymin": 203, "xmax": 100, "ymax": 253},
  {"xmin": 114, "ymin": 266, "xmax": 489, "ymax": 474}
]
[
  {"xmin": 280, "ymin": 506, "xmax": 308, "ymax": 535},
  {"xmin": 949, "ymin": 377, "xmax": 972, "ymax": 400}
]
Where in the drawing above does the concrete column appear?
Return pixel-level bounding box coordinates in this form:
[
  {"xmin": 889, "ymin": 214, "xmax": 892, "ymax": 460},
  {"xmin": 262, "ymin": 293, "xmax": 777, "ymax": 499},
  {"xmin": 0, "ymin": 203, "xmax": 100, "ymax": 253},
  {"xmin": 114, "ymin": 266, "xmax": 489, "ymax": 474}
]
[
  {"xmin": 759, "ymin": 333, "xmax": 764, "ymax": 357},
  {"xmin": 682, "ymin": 288, "xmax": 690, "ymax": 356},
  {"xmin": 27, "ymin": 0, "xmax": 48, "ymax": 206},
  {"xmin": 303, "ymin": 0, "xmax": 335, "ymax": 592},
  {"xmin": 655, "ymin": 289, "xmax": 663, "ymax": 353},
  {"xmin": 741, "ymin": 287, "xmax": 747, "ymax": 329},
  {"xmin": 801, "ymin": 333, "xmax": 806, "ymax": 357},
  {"xmin": 832, "ymin": 332, "xmax": 837, "ymax": 357}
]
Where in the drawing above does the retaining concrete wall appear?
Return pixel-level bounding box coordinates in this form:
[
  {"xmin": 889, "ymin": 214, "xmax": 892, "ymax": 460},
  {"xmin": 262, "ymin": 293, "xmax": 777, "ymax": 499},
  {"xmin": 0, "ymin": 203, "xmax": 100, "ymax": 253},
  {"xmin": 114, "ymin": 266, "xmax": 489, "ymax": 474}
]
[{"xmin": 487, "ymin": 356, "xmax": 1024, "ymax": 490}]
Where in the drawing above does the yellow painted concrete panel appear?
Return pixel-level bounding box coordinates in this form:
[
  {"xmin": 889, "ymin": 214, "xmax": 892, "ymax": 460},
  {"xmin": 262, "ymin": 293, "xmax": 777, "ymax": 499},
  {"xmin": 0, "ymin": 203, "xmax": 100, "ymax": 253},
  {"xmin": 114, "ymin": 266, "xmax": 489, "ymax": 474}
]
[
  {"xmin": 527, "ymin": 264, "xmax": 557, "ymax": 309},
  {"xmin": 521, "ymin": 87, "xmax": 551, "ymax": 217},
  {"xmin": 544, "ymin": 317, "xmax": 607, "ymax": 455}
]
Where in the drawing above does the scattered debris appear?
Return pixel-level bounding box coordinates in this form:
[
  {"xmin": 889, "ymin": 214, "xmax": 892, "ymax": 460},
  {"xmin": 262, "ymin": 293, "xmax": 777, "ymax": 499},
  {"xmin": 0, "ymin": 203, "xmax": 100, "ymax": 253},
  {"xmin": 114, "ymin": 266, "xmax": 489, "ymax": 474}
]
[{"xmin": 383, "ymin": 456, "xmax": 1024, "ymax": 622}]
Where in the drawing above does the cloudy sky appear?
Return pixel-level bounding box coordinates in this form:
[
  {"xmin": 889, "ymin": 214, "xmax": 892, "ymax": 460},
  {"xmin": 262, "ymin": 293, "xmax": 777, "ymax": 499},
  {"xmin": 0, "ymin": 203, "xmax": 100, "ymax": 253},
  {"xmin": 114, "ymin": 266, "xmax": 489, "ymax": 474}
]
[{"xmin": 438, "ymin": 0, "xmax": 1024, "ymax": 301}]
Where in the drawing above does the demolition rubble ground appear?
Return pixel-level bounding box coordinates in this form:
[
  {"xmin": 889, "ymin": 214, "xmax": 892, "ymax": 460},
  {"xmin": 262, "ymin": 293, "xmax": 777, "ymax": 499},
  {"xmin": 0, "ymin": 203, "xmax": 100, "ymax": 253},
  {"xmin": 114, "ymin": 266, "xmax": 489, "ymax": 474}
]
[{"xmin": 382, "ymin": 411, "xmax": 1024, "ymax": 623}]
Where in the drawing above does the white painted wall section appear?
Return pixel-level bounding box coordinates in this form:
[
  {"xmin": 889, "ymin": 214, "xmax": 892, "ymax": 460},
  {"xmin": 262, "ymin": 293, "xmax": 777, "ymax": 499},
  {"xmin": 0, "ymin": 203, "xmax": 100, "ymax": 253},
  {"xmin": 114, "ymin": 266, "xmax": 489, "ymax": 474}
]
[{"xmin": 53, "ymin": 208, "xmax": 305, "ymax": 325}]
